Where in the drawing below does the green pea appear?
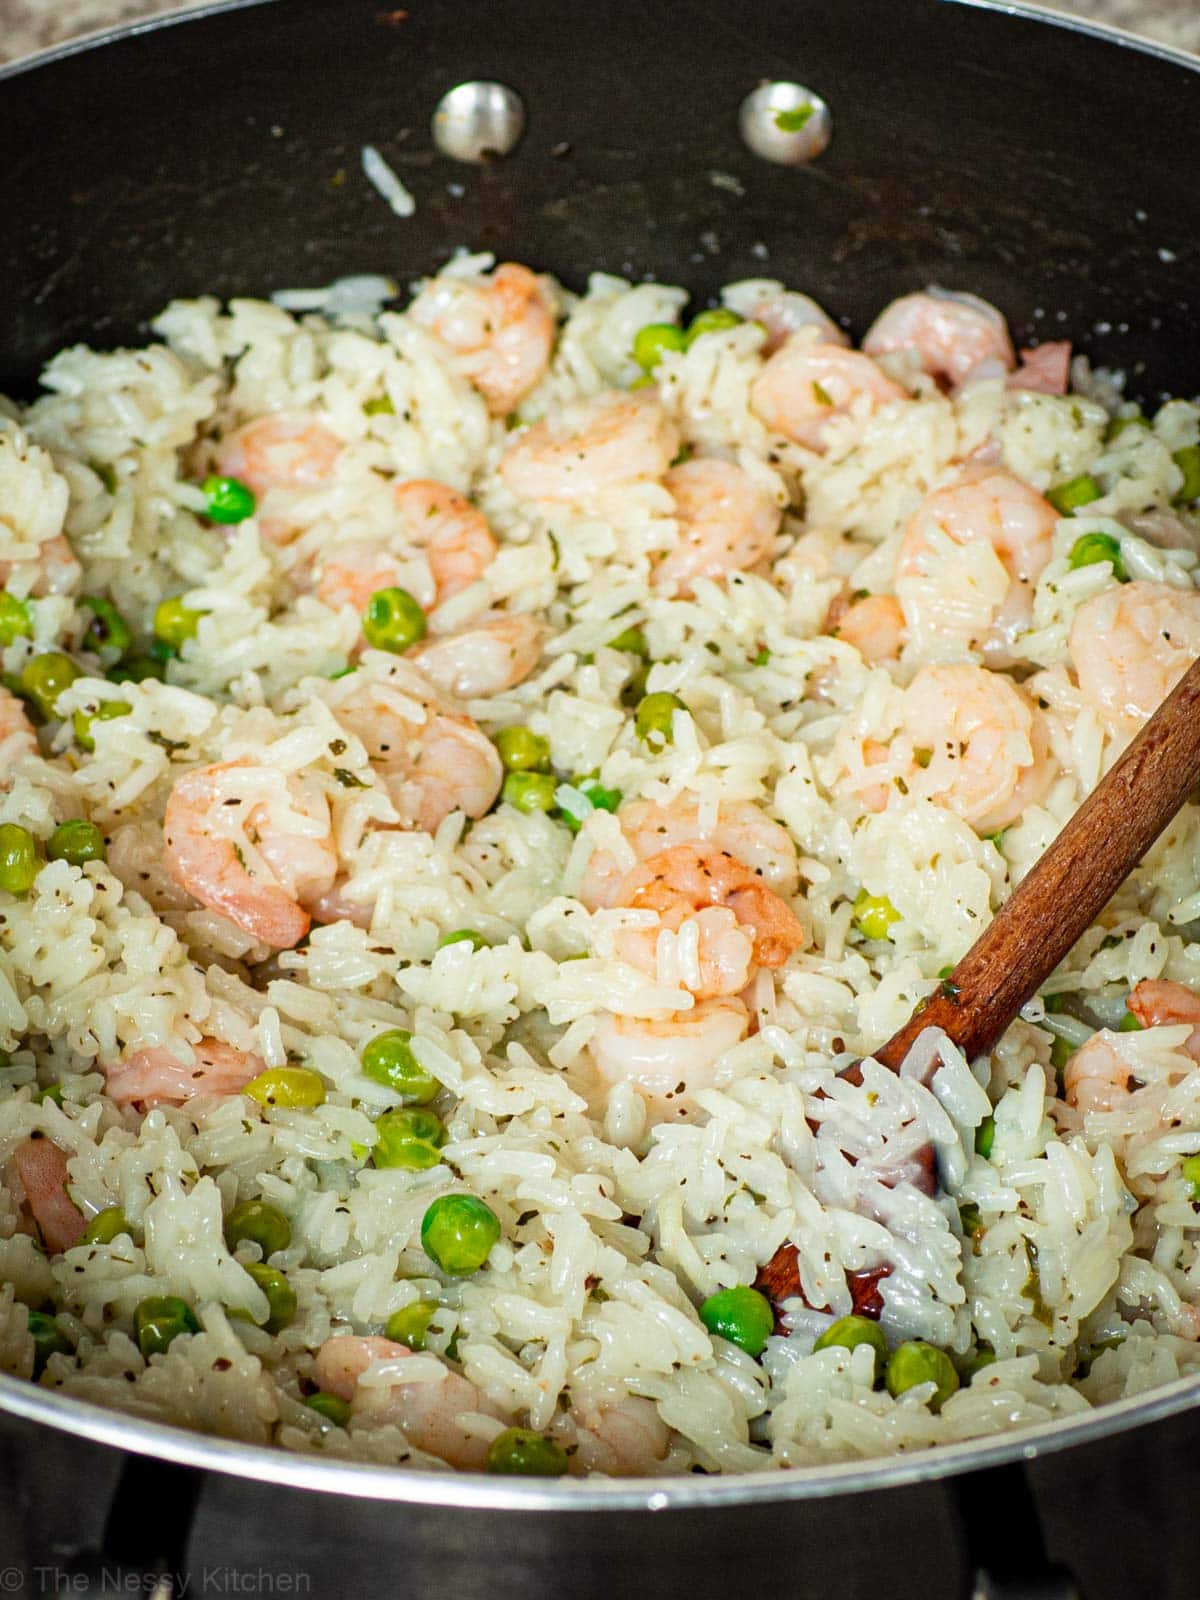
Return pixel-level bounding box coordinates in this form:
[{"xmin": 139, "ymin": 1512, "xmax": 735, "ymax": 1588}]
[
  {"xmin": 961, "ymin": 1345, "xmax": 997, "ymax": 1381},
  {"xmin": 363, "ymin": 395, "xmax": 396, "ymax": 418},
  {"xmin": 1117, "ymin": 1009, "xmax": 1143, "ymax": 1032},
  {"xmin": 34, "ymin": 1084, "xmax": 63, "ymax": 1108},
  {"xmin": 1046, "ymin": 474, "xmax": 1103, "ymax": 515},
  {"xmin": 607, "ymin": 624, "xmax": 649, "ymax": 656},
  {"xmin": 494, "ymin": 725, "xmax": 551, "ymax": 773},
  {"xmin": 1173, "ymin": 445, "xmax": 1200, "ymax": 505},
  {"xmin": 501, "ymin": 771, "xmax": 558, "ymax": 814},
  {"xmin": 1067, "ymin": 532, "xmax": 1126, "ymax": 581},
  {"xmin": 0, "ymin": 592, "xmax": 33, "ymax": 646},
  {"xmin": 361, "ymin": 586, "xmax": 426, "ymax": 653},
  {"xmin": 47, "ymin": 819, "xmax": 106, "ymax": 867},
  {"xmin": 885, "ymin": 1341, "xmax": 960, "ymax": 1411},
  {"xmin": 225, "ymin": 1199, "xmax": 292, "ymax": 1257},
  {"xmin": 304, "ymin": 1391, "xmax": 351, "ymax": 1426},
  {"xmin": 134, "ymin": 1294, "xmax": 200, "ymax": 1358},
  {"xmin": 243, "ymin": 1066, "xmax": 326, "ymax": 1109},
  {"xmin": 852, "ymin": 890, "xmax": 901, "ymax": 941},
  {"xmin": 686, "ymin": 308, "xmax": 742, "ymax": 345},
  {"xmin": 485, "ymin": 1426, "xmax": 569, "ymax": 1477},
  {"xmin": 438, "ymin": 929, "xmax": 490, "ymax": 952},
  {"xmin": 19, "ymin": 652, "xmax": 81, "ymax": 719},
  {"xmin": 80, "ymin": 596, "xmax": 133, "ymax": 658},
  {"xmin": 373, "ymin": 1107, "xmax": 447, "ymax": 1171},
  {"xmin": 82, "ymin": 1207, "xmax": 131, "ymax": 1245},
  {"xmin": 632, "ymin": 323, "xmax": 687, "ymax": 374},
  {"xmin": 1104, "ymin": 411, "xmax": 1147, "ymax": 442},
  {"xmin": 1181, "ymin": 1153, "xmax": 1200, "ymax": 1200},
  {"xmin": 153, "ymin": 597, "xmax": 205, "ymax": 651},
  {"xmin": 243, "ymin": 1262, "xmax": 297, "ymax": 1333},
  {"xmin": 975, "ymin": 1116, "xmax": 996, "ymax": 1159},
  {"xmin": 110, "ymin": 655, "xmax": 166, "ymax": 684},
  {"xmin": 579, "ymin": 776, "xmax": 621, "ymax": 813},
  {"xmin": 0, "ymin": 825, "xmax": 40, "ymax": 897},
  {"xmin": 619, "ymin": 660, "xmax": 652, "ymax": 709},
  {"xmin": 635, "ymin": 690, "xmax": 686, "ymax": 749},
  {"xmin": 28, "ymin": 1310, "xmax": 71, "ymax": 1378},
  {"xmin": 384, "ymin": 1299, "xmax": 439, "ymax": 1351},
  {"xmin": 72, "ymin": 698, "xmax": 131, "ymax": 752},
  {"xmin": 813, "ymin": 1314, "xmax": 889, "ymax": 1382},
  {"xmin": 697, "ymin": 1285, "xmax": 775, "ymax": 1357},
  {"xmin": 421, "ymin": 1193, "xmax": 501, "ymax": 1275},
  {"xmin": 202, "ymin": 474, "xmax": 257, "ymax": 524},
  {"xmin": 360, "ymin": 1029, "xmax": 438, "ymax": 1103}
]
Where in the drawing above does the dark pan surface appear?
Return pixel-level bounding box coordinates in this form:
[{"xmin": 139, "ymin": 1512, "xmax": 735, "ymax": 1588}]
[{"xmin": 3, "ymin": 0, "xmax": 1199, "ymax": 400}]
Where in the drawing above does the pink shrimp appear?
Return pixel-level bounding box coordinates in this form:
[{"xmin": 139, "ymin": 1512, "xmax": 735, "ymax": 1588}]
[
  {"xmin": 750, "ymin": 341, "xmax": 907, "ymax": 452},
  {"xmin": 410, "ymin": 262, "xmax": 555, "ymax": 416},
  {"xmin": 582, "ymin": 798, "xmax": 800, "ymax": 912},
  {"xmin": 737, "ymin": 285, "xmax": 847, "ymax": 356},
  {"xmin": 0, "ymin": 534, "xmax": 81, "ymax": 598},
  {"xmin": 163, "ymin": 760, "xmax": 338, "ymax": 949},
  {"xmin": 618, "ymin": 846, "xmax": 806, "ymax": 973},
  {"xmin": 312, "ymin": 1334, "xmax": 505, "ymax": 1469},
  {"xmin": 896, "ymin": 470, "xmax": 1058, "ymax": 664},
  {"xmin": 652, "ymin": 458, "xmax": 781, "ymax": 595},
  {"xmin": 1007, "ymin": 342, "xmax": 1072, "ymax": 395},
  {"xmin": 500, "ymin": 389, "xmax": 679, "ymax": 503},
  {"xmin": 826, "ymin": 591, "xmax": 906, "ymax": 663},
  {"xmin": 1063, "ymin": 1032, "xmax": 1137, "ymax": 1114},
  {"xmin": 1070, "ymin": 581, "xmax": 1200, "ymax": 735},
  {"xmin": 407, "ymin": 613, "xmax": 545, "ymax": 698},
  {"xmin": 333, "ymin": 678, "xmax": 502, "ymax": 832},
  {"xmin": 105, "ymin": 1038, "xmax": 264, "ymax": 1109},
  {"xmin": 0, "ymin": 687, "xmax": 37, "ymax": 772},
  {"xmin": 588, "ymin": 998, "xmax": 751, "ymax": 1123},
  {"xmin": 213, "ymin": 413, "xmax": 343, "ymax": 544},
  {"xmin": 569, "ymin": 1396, "xmax": 672, "ymax": 1477},
  {"xmin": 862, "ymin": 289, "xmax": 1015, "ymax": 388},
  {"xmin": 316, "ymin": 481, "xmax": 498, "ymax": 615},
  {"xmin": 8, "ymin": 1136, "xmax": 84, "ymax": 1253},
  {"xmin": 1127, "ymin": 979, "xmax": 1200, "ymax": 1062}
]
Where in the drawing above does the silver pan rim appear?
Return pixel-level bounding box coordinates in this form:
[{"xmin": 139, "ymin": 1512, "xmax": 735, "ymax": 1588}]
[{"xmin": 1, "ymin": 0, "xmax": 1199, "ymax": 1511}]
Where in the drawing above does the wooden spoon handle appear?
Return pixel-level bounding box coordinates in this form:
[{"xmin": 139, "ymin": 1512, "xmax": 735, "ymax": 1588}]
[{"xmin": 875, "ymin": 655, "xmax": 1200, "ymax": 1070}]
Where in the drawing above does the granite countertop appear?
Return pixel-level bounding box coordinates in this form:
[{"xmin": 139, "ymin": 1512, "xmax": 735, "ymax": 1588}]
[{"xmin": 2, "ymin": 0, "xmax": 1200, "ymax": 62}]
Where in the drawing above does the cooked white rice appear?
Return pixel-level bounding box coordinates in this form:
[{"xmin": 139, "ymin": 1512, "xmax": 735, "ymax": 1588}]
[{"xmin": 1, "ymin": 256, "xmax": 1200, "ymax": 1477}]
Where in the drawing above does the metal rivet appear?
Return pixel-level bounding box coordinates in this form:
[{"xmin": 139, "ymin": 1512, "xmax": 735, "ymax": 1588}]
[
  {"xmin": 432, "ymin": 81, "xmax": 526, "ymax": 163},
  {"xmin": 738, "ymin": 82, "xmax": 832, "ymax": 166}
]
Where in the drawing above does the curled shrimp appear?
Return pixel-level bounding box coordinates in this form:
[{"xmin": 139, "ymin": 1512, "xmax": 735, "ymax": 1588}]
[
  {"xmin": 0, "ymin": 534, "xmax": 81, "ymax": 598},
  {"xmin": 1127, "ymin": 979, "xmax": 1200, "ymax": 1062},
  {"xmin": 316, "ymin": 481, "xmax": 498, "ymax": 616},
  {"xmin": 409, "ymin": 261, "xmax": 555, "ymax": 416},
  {"xmin": 826, "ymin": 591, "xmax": 906, "ymax": 663},
  {"xmin": 0, "ymin": 688, "xmax": 38, "ymax": 774},
  {"xmin": 1069, "ymin": 581, "xmax": 1200, "ymax": 735},
  {"xmin": 581, "ymin": 798, "xmax": 800, "ymax": 911},
  {"xmin": 569, "ymin": 1395, "xmax": 671, "ymax": 1477},
  {"xmin": 850, "ymin": 663, "xmax": 1052, "ymax": 833},
  {"xmin": 589, "ymin": 997, "xmax": 750, "ymax": 1123},
  {"xmin": 408, "ymin": 613, "xmax": 545, "ymax": 698},
  {"xmin": 612, "ymin": 845, "xmax": 806, "ymax": 997},
  {"xmin": 500, "ymin": 390, "xmax": 679, "ymax": 503},
  {"xmin": 333, "ymin": 672, "xmax": 502, "ymax": 831},
  {"xmin": 313, "ymin": 1335, "xmax": 505, "ymax": 1470},
  {"xmin": 862, "ymin": 289, "xmax": 1015, "ymax": 388},
  {"xmin": 652, "ymin": 458, "xmax": 781, "ymax": 595},
  {"xmin": 212, "ymin": 413, "xmax": 343, "ymax": 544},
  {"xmin": 750, "ymin": 340, "xmax": 907, "ymax": 452},
  {"xmin": 105, "ymin": 1038, "xmax": 264, "ymax": 1110},
  {"xmin": 896, "ymin": 470, "xmax": 1058, "ymax": 664},
  {"xmin": 163, "ymin": 760, "xmax": 338, "ymax": 950},
  {"xmin": 730, "ymin": 283, "xmax": 847, "ymax": 356},
  {"xmin": 8, "ymin": 1135, "xmax": 84, "ymax": 1254},
  {"xmin": 1063, "ymin": 1032, "xmax": 1138, "ymax": 1114}
]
